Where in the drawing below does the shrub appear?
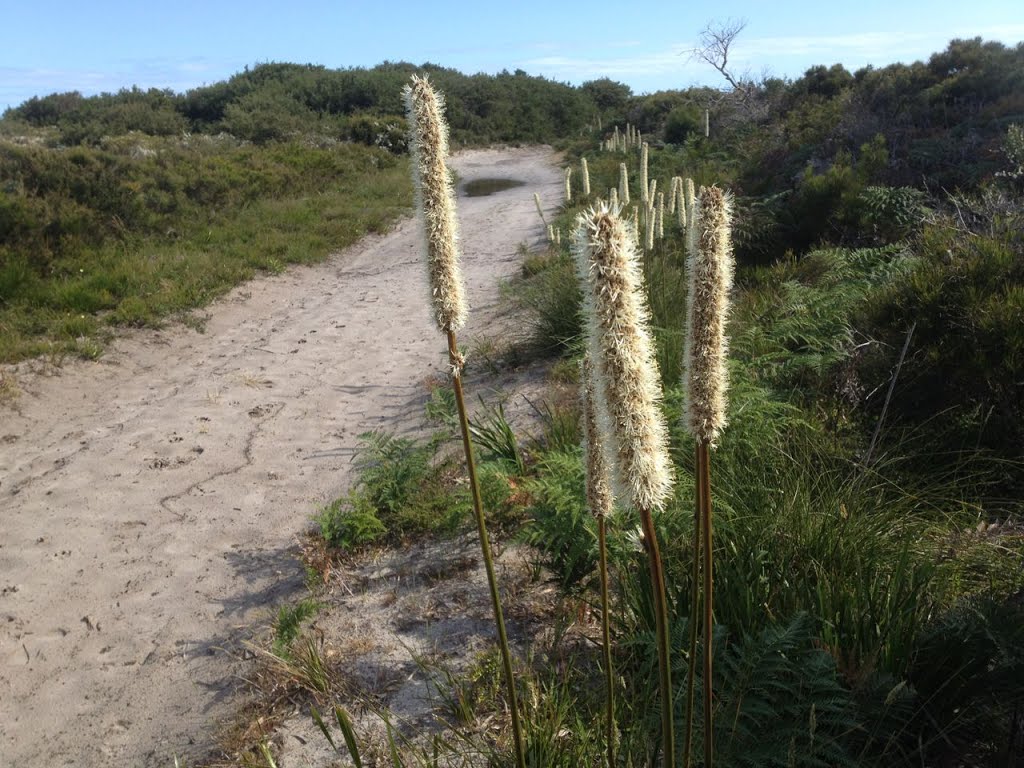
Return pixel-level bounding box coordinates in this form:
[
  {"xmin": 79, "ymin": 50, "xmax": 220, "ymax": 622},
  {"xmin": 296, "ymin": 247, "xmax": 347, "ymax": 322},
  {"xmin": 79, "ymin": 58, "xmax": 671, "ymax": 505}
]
[
  {"xmin": 856, "ymin": 212, "xmax": 1024, "ymax": 463},
  {"xmin": 350, "ymin": 430, "xmax": 432, "ymax": 516},
  {"xmin": 513, "ymin": 253, "xmax": 583, "ymax": 357},
  {"xmin": 858, "ymin": 185, "xmax": 927, "ymax": 242},
  {"xmin": 663, "ymin": 105, "xmax": 703, "ymax": 144},
  {"xmin": 315, "ymin": 493, "xmax": 387, "ymax": 550}
]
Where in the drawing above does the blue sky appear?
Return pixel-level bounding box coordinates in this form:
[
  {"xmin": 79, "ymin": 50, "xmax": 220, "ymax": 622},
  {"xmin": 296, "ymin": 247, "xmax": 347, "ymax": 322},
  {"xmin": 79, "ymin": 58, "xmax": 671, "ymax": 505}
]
[{"xmin": 2, "ymin": 0, "xmax": 1023, "ymax": 111}]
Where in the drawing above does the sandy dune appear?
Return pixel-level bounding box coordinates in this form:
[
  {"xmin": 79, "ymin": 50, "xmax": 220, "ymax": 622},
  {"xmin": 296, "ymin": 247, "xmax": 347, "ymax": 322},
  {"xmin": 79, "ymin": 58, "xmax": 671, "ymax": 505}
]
[{"xmin": 0, "ymin": 146, "xmax": 562, "ymax": 767}]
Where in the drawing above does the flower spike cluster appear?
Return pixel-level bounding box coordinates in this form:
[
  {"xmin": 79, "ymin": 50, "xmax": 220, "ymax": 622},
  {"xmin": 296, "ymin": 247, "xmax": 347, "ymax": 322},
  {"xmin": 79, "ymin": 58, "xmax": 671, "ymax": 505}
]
[
  {"xmin": 683, "ymin": 186, "xmax": 735, "ymax": 446},
  {"xmin": 574, "ymin": 203, "xmax": 673, "ymax": 511},
  {"xmin": 403, "ymin": 75, "xmax": 467, "ymax": 333}
]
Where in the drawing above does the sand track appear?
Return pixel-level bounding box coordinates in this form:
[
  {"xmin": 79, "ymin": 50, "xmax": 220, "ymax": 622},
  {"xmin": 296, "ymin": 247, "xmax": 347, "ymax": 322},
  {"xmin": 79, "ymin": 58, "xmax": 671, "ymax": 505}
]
[{"xmin": 0, "ymin": 146, "xmax": 562, "ymax": 767}]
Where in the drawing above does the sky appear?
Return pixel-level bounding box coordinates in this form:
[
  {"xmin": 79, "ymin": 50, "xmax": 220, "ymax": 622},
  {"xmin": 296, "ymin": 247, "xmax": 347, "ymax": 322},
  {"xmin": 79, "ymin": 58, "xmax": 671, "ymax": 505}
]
[{"xmin": 2, "ymin": 0, "xmax": 1023, "ymax": 112}]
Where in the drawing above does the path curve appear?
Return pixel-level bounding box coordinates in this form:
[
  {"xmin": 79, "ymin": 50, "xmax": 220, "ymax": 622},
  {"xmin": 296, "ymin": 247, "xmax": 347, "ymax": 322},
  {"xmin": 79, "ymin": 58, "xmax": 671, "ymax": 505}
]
[{"xmin": 0, "ymin": 146, "xmax": 562, "ymax": 767}]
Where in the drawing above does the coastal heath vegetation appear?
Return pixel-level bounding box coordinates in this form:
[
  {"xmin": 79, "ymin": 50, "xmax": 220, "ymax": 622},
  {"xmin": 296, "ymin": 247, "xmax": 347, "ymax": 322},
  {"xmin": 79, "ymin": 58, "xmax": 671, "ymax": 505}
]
[
  {"xmin": 0, "ymin": 62, "xmax": 598, "ymax": 363},
  {"xmin": 504, "ymin": 37, "xmax": 1022, "ymax": 766},
  {"xmin": 2, "ymin": 33, "xmax": 1022, "ymax": 768}
]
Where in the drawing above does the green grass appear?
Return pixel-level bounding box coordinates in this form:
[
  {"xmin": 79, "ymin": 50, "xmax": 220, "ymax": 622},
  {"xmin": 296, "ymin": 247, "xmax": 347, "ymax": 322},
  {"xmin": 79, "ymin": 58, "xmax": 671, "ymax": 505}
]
[
  {"xmin": 0, "ymin": 134, "xmax": 411, "ymax": 362},
  {"xmin": 272, "ymin": 598, "xmax": 321, "ymax": 656}
]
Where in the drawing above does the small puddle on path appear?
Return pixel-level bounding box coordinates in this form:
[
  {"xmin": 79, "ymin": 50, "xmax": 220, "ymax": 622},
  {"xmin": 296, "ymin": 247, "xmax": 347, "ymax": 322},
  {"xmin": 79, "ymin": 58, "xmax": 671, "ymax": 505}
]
[{"xmin": 461, "ymin": 177, "xmax": 527, "ymax": 197}]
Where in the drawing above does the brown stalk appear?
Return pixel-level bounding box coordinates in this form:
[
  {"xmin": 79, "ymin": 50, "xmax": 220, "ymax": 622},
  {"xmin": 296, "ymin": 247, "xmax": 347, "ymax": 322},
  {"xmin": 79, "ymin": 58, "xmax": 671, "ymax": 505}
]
[
  {"xmin": 639, "ymin": 505, "xmax": 675, "ymax": 767},
  {"xmin": 446, "ymin": 330, "xmax": 526, "ymax": 768},
  {"xmin": 682, "ymin": 464, "xmax": 702, "ymax": 768},
  {"xmin": 598, "ymin": 513, "xmax": 616, "ymax": 768},
  {"xmin": 698, "ymin": 441, "xmax": 714, "ymax": 768}
]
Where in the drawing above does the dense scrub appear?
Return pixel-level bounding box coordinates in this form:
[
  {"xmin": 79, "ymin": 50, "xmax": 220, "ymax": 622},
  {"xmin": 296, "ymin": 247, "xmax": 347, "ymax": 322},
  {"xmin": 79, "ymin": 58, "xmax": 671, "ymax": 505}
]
[
  {"xmin": 497, "ymin": 38, "xmax": 1023, "ymax": 766},
  {"xmin": 0, "ymin": 135, "xmax": 410, "ymax": 360},
  {"xmin": 1, "ymin": 35, "xmax": 1015, "ymax": 766},
  {"xmin": 2, "ymin": 61, "xmax": 596, "ymax": 148},
  {"xmin": 0, "ymin": 63, "xmax": 604, "ymax": 361}
]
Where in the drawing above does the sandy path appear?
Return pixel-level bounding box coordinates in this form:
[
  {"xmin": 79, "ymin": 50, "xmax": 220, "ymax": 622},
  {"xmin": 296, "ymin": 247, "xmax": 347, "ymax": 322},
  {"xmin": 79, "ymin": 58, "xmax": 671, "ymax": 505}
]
[{"xmin": 0, "ymin": 146, "xmax": 562, "ymax": 767}]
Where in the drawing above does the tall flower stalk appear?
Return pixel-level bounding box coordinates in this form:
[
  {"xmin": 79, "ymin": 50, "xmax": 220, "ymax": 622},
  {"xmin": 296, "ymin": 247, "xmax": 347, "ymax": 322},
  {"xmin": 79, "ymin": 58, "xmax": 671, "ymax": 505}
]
[
  {"xmin": 657, "ymin": 192, "xmax": 665, "ymax": 240},
  {"xmin": 681, "ymin": 186, "xmax": 734, "ymax": 768},
  {"xmin": 582, "ymin": 355, "xmax": 617, "ymax": 768},
  {"xmin": 640, "ymin": 142, "xmax": 650, "ymax": 204},
  {"xmin": 404, "ymin": 74, "xmax": 526, "ymax": 768},
  {"xmin": 574, "ymin": 204, "xmax": 675, "ymax": 767},
  {"xmin": 535, "ymin": 192, "xmax": 548, "ymax": 227}
]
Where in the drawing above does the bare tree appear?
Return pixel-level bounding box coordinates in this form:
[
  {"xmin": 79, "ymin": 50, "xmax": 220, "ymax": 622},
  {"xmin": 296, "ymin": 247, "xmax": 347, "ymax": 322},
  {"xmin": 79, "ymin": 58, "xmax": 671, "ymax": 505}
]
[{"xmin": 692, "ymin": 19, "xmax": 754, "ymax": 103}]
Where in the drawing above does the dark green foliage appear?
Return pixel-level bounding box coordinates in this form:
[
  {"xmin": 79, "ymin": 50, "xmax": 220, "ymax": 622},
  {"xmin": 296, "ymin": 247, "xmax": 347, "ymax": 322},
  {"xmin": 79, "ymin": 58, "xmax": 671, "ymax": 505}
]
[
  {"xmin": 520, "ymin": 450, "xmax": 595, "ymax": 591},
  {"xmin": 316, "ymin": 494, "xmax": 388, "ymax": 550},
  {"xmin": 273, "ymin": 598, "xmax": 322, "ymax": 655},
  {"xmin": 663, "ymin": 104, "xmax": 704, "ymax": 144},
  {"xmin": 858, "ymin": 185, "xmax": 927, "ymax": 242},
  {"xmin": 580, "ymin": 78, "xmax": 632, "ymax": 113},
  {"xmin": 3, "ymin": 60, "xmax": 601, "ymax": 148},
  {"xmin": 221, "ymin": 83, "xmax": 316, "ymax": 143},
  {"xmin": 315, "ymin": 430, "xmax": 471, "ymax": 550},
  {"xmin": 906, "ymin": 597, "xmax": 1024, "ymax": 763},
  {"xmin": 710, "ymin": 615, "xmax": 857, "ymax": 768},
  {"xmin": 0, "ymin": 136, "xmax": 410, "ymax": 361},
  {"xmin": 856, "ymin": 200, "xmax": 1024, "ymax": 461}
]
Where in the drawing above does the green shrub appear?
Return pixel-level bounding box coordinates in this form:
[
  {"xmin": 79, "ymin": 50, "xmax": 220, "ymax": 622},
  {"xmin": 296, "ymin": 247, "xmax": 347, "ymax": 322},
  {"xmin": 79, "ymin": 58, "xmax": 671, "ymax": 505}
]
[
  {"xmin": 521, "ymin": 450, "xmax": 594, "ymax": 591},
  {"xmin": 345, "ymin": 112, "xmax": 407, "ymax": 153},
  {"xmin": 858, "ymin": 186, "xmax": 927, "ymax": 242},
  {"xmin": 0, "ymin": 136, "xmax": 411, "ymax": 361},
  {"xmin": 513, "ymin": 254, "xmax": 583, "ymax": 357},
  {"xmin": 856, "ymin": 212, "xmax": 1024, "ymax": 463},
  {"xmin": 663, "ymin": 105, "xmax": 703, "ymax": 144},
  {"xmin": 315, "ymin": 492, "xmax": 387, "ymax": 550},
  {"xmin": 350, "ymin": 430, "xmax": 432, "ymax": 516}
]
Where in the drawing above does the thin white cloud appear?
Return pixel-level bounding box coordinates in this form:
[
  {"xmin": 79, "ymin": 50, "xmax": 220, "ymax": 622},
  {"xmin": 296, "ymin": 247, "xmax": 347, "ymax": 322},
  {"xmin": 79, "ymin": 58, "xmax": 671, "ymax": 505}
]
[
  {"xmin": 739, "ymin": 31, "xmax": 933, "ymax": 59},
  {"xmin": 0, "ymin": 58, "xmax": 242, "ymax": 110},
  {"xmin": 518, "ymin": 23, "xmax": 1024, "ymax": 92},
  {"xmin": 736, "ymin": 24, "xmax": 1024, "ymax": 62},
  {"xmin": 521, "ymin": 46, "xmax": 705, "ymax": 83}
]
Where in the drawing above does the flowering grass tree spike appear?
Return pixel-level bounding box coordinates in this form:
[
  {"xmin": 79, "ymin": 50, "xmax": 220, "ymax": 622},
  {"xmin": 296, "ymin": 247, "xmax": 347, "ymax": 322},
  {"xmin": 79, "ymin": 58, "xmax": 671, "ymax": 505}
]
[
  {"xmin": 575, "ymin": 202, "xmax": 676, "ymax": 767},
  {"xmin": 645, "ymin": 204, "xmax": 655, "ymax": 251},
  {"xmin": 684, "ymin": 177, "xmax": 697, "ymax": 258},
  {"xmin": 640, "ymin": 142, "xmax": 649, "ymax": 203},
  {"xmin": 619, "ymin": 163, "xmax": 630, "ymax": 205},
  {"xmin": 656, "ymin": 192, "xmax": 665, "ymax": 240},
  {"xmin": 677, "ymin": 180, "xmax": 687, "ymax": 229},
  {"xmin": 573, "ymin": 204, "xmax": 674, "ymax": 512},
  {"xmin": 581, "ymin": 157, "xmax": 591, "ymax": 197},
  {"xmin": 403, "ymin": 75, "xmax": 467, "ymax": 334},
  {"xmin": 404, "ymin": 74, "xmax": 526, "ymax": 768},
  {"xmin": 683, "ymin": 185, "xmax": 734, "ymax": 445},
  {"xmin": 534, "ymin": 192, "xmax": 547, "ymax": 227}
]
